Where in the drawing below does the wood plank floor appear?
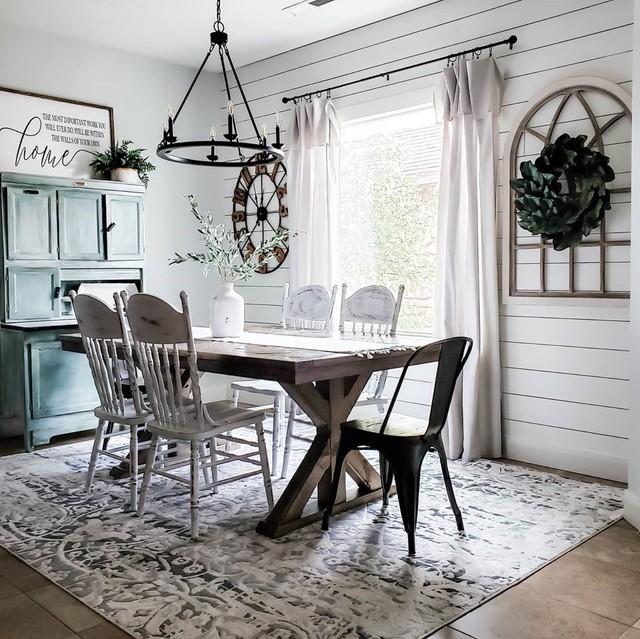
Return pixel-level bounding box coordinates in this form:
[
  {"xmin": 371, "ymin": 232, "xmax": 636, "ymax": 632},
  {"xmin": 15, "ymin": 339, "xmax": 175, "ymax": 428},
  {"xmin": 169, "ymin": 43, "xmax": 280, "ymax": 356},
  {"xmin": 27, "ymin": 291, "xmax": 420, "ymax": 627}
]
[{"xmin": 0, "ymin": 432, "xmax": 637, "ymax": 639}]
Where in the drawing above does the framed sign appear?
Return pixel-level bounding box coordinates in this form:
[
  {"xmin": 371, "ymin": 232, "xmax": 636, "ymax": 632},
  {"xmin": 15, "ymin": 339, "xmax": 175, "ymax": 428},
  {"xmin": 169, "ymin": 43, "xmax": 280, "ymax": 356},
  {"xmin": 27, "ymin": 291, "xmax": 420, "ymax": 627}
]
[{"xmin": 0, "ymin": 86, "xmax": 114, "ymax": 179}]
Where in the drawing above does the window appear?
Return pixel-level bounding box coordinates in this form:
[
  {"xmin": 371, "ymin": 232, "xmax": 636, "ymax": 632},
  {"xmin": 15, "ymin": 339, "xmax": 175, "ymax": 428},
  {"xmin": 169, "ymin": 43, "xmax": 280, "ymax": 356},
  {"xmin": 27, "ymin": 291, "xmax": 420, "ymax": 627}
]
[{"xmin": 339, "ymin": 104, "xmax": 442, "ymax": 333}]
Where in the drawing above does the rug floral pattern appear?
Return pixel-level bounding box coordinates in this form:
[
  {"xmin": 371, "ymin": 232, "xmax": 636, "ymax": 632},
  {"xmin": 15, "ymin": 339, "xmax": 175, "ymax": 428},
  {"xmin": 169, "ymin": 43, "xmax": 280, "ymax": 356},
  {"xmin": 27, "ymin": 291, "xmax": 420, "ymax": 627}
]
[{"xmin": 0, "ymin": 437, "xmax": 623, "ymax": 639}]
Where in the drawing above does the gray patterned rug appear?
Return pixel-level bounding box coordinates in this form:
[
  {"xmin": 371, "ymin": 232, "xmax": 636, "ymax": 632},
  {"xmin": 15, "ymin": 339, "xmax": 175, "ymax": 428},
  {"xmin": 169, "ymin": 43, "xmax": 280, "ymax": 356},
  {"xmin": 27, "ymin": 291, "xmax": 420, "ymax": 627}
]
[{"xmin": 0, "ymin": 434, "xmax": 623, "ymax": 639}]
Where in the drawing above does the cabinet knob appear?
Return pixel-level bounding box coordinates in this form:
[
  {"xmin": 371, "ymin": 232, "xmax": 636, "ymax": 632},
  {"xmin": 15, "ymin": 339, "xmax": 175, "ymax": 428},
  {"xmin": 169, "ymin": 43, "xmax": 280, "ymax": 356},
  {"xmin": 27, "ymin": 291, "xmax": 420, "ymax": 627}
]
[
  {"xmin": 74, "ymin": 180, "xmax": 87, "ymax": 187},
  {"xmin": 23, "ymin": 189, "xmax": 39, "ymax": 195},
  {"xmin": 53, "ymin": 286, "xmax": 61, "ymax": 299}
]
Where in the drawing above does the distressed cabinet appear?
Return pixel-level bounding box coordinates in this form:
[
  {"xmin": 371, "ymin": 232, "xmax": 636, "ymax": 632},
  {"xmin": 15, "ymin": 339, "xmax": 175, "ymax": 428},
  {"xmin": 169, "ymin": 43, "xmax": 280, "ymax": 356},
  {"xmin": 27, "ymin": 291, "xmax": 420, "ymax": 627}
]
[{"xmin": 0, "ymin": 171, "xmax": 145, "ymax": 450}]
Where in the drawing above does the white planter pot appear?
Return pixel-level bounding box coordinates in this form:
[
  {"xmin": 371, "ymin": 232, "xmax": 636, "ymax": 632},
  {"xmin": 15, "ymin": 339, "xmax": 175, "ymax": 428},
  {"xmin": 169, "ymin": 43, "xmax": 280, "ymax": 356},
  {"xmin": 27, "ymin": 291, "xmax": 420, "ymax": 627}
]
[
  {"xmin": 210, "ymin": 282, "xmax": 244, "ymax": 338},
  {"xmin": 111, "ymin": 168, "xmax": 141, "ymax": 184}
]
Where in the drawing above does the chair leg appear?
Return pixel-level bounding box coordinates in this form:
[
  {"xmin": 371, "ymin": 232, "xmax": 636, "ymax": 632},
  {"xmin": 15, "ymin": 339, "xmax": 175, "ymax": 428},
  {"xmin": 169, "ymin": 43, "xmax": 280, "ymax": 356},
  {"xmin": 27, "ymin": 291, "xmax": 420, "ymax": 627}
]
[
  {"xmin": 86, "ymin": 420, "xmax": 107, "ymax": 492},
  {"xmin": 199, "ymin": 442, "xmax": 212, "ymax": 487},
  {"xmin": 208, "ymin": 437, "xmax": 219, "ymax": 494},
  {"xmin": 432, "ymin": 439, "xmax": 464, "ymax": 532},
  {"xmin": 321, "ymin": 437, "xmax": 352, "ymax": 531},
  {"xmin": 394, "ymin": 465, "xmax": 422, "ymax": 556},
  {"xmin": 137, "ymin": 434, "xmax": 160, "ymax": 517},
  {"xmin": 255, "ymin": 419, "xmax": 274, "ymax": 509},
  {"xmin": 379, "ymin": 453, "xmax": 393, "ymax": 506},
  {"xmin": 101, "ymin": 422, "xmax": 114, "ymax": 451},
  {"xmin": 190, "ymin": 440, "xmax": 200, "ymax": 541},
  {"xmin": 280, "ymin": 402, "xmax": 298, "ymax": 479},
  {"xmin": 231, "ymin": 389, "xmax": 240, "ymax": 407},
  {"xmin": 129, "ymin": 425, "xmax": 139, "ymax": 512},
  {"xmin": 271, "ymin": 397, "xmax": 282, "ymax": 476}
]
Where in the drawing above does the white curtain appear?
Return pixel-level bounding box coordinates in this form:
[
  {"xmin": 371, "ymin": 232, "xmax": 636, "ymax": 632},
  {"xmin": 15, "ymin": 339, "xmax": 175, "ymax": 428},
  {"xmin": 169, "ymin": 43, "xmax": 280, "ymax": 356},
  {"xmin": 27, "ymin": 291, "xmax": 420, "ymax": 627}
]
[
  {"xmin": 287, "ymin": 98, "xmax": 341, "ymax": 292},
  {"xmin": 434, "ymin": 57, "xmax": 503, "ymax": 461}
]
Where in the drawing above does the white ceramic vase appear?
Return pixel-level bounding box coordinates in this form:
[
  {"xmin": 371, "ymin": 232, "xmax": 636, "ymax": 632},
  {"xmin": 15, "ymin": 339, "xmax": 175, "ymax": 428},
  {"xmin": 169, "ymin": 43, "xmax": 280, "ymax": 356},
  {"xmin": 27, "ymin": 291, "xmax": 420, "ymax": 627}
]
[
  {"xmin": 210, "ymin": 282, "xmax": 244, "ymax": 338},
  {"xmin": 111, "ymin": 168, "xmax": 140, "ymax": 184}
]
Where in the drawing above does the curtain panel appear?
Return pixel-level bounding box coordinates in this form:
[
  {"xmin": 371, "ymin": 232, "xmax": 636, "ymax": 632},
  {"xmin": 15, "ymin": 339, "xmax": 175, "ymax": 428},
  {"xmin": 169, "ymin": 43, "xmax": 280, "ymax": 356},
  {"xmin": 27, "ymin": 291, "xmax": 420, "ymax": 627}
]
[
  {"xmin": 434, "ymin": 57, "xmax": 503, "ymax": 461},
  {"xmin": 287, "ymin": 98, "xmax": 341, "ymax": 293}
]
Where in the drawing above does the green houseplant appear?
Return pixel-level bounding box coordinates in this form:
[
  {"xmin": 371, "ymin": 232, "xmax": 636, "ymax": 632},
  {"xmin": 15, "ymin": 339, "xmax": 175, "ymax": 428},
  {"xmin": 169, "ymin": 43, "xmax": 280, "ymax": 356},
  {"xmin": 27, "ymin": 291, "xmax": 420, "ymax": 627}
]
[{"xmin": 90, "ymin": 139, "xmax": 156, "ymax": 188}]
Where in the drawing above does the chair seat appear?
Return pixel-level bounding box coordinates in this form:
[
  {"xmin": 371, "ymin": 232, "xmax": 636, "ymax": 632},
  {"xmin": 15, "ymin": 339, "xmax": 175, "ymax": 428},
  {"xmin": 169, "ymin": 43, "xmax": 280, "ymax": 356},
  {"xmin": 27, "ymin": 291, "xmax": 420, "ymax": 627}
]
[
  {"xmin": 94, "ymin": 399, "xmax": 153, "ymax": 425},
  {"xmin": 230, "ymin": 379, "xmax": 285, "ymax": 397},
  {"xmin": 147, "ymin": 400, "xmax": 267, "ymax": 442},
  {"xmin": 342, "ymin": 414, "xmax": 426, "ymax": 439}
]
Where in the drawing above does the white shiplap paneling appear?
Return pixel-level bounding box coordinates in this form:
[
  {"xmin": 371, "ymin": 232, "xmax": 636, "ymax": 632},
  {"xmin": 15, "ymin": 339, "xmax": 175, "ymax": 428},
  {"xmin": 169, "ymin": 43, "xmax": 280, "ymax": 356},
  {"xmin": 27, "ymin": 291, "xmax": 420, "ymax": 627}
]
[{"xmin": 219, "ymin": 0, "xmax": 631, "ymax": 480}]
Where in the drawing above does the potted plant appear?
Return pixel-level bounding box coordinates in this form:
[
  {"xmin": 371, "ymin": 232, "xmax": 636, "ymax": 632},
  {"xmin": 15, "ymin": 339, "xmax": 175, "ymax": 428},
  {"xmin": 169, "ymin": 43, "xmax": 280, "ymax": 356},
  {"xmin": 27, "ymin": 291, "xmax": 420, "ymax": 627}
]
[
  {"xmin": 90, "ymin": 139, "xmax": 156, "ymax": 187},
  {"xmin": 170, "ymin": 195, "xmax": 288, "ymax": 337}
]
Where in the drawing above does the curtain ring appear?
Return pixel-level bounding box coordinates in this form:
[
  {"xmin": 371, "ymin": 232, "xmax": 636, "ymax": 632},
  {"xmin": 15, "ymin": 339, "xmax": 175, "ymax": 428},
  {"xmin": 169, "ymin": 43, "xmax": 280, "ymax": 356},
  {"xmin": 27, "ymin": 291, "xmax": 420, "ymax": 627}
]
[
  {"xmin": 473, "ymin": 47, "xmax": 482, "ymax": 59},
  {"xmin": 326, "ymin": 89, "xmax": 331, "ymax": 99},
  {"xmin": 304, "ymin": 94, "xmax": 312, "ymax": 103},
  {"xmin": 488, "ymin": 45, "xmax": 493, "ymax": 58}
]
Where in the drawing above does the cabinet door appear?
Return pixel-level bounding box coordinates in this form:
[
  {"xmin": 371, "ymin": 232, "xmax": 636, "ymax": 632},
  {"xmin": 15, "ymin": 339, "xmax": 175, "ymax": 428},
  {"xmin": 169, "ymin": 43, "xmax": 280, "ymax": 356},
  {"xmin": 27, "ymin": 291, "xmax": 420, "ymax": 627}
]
[
  {"xmin": 5, "ymin": 186, "xmax": 57, "ymax": 260},
  {"xmin": 7, "ymin": 267, "xmax": 60, "ymax": 320},
  {"xmin": 29, "ymin": 341, "xmax": 98, "ymax": 418},
  {"xmin": 58, "ymin": 190, "xmax": 105, "ymax": 260},
  {"xmin": 105, "ymin": 194, "xmax": 145, "ymax": 260}
]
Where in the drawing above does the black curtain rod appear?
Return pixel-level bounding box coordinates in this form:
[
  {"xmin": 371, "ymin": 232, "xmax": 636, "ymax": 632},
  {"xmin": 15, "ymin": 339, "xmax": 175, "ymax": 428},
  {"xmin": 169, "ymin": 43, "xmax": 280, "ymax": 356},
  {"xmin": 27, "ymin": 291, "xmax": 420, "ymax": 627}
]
[{"xmin": 281, "ymin": 34, "xmax": 517, "ymax": 104}]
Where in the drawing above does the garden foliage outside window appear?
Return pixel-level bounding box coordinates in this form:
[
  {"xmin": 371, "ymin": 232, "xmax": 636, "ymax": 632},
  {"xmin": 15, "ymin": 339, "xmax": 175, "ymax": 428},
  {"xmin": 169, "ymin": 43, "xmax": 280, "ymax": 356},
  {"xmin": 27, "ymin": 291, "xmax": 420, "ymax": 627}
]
[{"xmin": 339, "ymin": 104, "xmax": 442, "ymax": 333}]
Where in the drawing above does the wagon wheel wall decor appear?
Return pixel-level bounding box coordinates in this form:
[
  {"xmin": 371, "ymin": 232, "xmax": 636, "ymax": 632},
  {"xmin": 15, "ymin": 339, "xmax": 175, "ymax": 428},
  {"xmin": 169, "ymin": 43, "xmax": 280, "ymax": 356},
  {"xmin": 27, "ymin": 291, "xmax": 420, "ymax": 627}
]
[{"xmin": 503, "ymin": 77, "xmax": 631, "ymax": 302}]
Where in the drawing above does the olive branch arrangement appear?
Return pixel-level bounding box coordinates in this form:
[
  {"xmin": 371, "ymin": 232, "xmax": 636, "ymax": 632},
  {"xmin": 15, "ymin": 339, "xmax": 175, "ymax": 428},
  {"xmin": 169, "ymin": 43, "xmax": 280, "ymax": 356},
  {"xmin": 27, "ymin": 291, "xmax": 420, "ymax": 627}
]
[{"xmin": 170, "ymin": 195, "xmax": 288, "ymax": 282}]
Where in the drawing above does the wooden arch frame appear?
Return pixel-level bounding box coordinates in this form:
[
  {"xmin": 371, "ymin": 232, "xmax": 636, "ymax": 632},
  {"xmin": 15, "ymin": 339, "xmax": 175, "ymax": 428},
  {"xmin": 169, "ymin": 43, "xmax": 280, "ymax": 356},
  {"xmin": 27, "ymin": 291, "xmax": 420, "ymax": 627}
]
[{"xmin": 502, "ymin": 76, "xmax": 631, "ymax": 304}]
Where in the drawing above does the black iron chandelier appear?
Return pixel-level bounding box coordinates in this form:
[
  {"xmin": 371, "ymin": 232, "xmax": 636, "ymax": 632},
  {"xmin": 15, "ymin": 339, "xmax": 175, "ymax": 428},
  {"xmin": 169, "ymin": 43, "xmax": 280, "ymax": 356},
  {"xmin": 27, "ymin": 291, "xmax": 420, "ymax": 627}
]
[{"xmin": 157, "ymin": 0, "xmax": 284, "ymax": 168}]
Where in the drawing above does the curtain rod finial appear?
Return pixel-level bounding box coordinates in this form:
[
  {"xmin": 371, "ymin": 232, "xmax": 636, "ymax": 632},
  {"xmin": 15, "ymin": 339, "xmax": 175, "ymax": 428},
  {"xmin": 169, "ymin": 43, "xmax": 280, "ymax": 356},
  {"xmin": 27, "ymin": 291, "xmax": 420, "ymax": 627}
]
[{"xmin": 508, "ymin": 35, "xmax": 517, "ymax": 48}]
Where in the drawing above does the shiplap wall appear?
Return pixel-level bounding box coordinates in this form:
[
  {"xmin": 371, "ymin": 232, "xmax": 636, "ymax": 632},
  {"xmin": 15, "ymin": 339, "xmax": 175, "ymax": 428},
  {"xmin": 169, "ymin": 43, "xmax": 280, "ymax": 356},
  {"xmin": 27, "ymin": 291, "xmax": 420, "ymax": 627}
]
[{"xmin": 218, "ymin": 0, "xmax": 632, "ymax": 480}]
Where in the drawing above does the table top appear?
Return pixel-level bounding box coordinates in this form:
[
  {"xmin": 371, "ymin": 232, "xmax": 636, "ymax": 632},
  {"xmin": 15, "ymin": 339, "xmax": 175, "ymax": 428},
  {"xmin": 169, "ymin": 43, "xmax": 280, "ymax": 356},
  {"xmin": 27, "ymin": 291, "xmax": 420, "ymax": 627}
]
[{"xmin": 60, "ymin": 324, "xmax": 432, "ymax": 386}]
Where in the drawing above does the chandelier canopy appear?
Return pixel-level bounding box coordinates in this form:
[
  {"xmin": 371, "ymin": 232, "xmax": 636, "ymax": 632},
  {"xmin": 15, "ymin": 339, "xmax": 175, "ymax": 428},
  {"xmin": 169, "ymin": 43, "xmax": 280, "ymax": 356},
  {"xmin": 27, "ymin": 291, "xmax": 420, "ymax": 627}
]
[{"xmin": 157, "ymin": 0, "xmax": 284, "ymax": 168}]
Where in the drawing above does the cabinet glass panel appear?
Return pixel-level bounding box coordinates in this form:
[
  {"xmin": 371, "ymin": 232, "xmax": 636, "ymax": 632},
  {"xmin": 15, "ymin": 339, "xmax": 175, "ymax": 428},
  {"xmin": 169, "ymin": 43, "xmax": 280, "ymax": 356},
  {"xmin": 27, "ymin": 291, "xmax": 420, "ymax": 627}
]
[
  {"xmin": 7, "ymin": 267, "xmax": 59, "ymax": 320},
  {"xmin": 106, "ymin": 194, "xmax": 144, "ymax": 260},
  {"xmin": 5, "ymin": 186, "xmax": 57, "ymax": 259},
  {"xmin": 58, "ymin": 190, "xmax": 105, "ymax": 260}
]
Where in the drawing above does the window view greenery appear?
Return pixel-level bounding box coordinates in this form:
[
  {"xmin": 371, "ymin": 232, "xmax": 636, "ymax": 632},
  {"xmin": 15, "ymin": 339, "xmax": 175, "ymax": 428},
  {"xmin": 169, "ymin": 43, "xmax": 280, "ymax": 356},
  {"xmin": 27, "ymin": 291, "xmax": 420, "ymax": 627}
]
[{"xmin": 339, "ymin": 105, "xmax": 442, "ymax": 333}]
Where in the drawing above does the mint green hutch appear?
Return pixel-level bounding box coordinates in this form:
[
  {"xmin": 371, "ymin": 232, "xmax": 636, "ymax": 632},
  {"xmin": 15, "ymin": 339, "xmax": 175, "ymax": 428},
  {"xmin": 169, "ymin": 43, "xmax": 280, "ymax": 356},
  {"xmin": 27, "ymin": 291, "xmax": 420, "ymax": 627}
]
[{"xmin": 0, "ymin": 172, "xmax": 145, "ymax": 450}]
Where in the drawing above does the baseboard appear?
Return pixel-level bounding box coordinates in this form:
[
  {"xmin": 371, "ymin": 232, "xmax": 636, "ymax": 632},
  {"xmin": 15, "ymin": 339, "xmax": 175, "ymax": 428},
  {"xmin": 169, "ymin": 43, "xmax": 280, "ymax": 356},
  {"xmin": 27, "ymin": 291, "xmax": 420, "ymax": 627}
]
[
  {"xmin": 624, "ymin": 490, "xmax": 640, "ymax": 531},
  {"xmin": 503, "ymin": 437, "xmax": 627, "ymax": 483}
]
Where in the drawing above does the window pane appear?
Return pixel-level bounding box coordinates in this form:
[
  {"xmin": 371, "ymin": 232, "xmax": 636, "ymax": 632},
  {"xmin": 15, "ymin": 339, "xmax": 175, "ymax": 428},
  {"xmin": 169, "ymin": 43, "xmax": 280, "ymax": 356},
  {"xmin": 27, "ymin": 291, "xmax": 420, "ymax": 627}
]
[{"xmin": 339, "ymin": 106, "xmax": 442, "ymax": 333}]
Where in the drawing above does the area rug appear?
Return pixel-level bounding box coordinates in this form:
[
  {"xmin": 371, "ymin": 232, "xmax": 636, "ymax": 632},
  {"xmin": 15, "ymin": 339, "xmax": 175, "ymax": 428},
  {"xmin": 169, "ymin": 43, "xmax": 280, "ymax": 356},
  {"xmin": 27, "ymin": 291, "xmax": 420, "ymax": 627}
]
[{"xmin": 0, "ymin": 434, "xmax": 623, "ymax": 639}]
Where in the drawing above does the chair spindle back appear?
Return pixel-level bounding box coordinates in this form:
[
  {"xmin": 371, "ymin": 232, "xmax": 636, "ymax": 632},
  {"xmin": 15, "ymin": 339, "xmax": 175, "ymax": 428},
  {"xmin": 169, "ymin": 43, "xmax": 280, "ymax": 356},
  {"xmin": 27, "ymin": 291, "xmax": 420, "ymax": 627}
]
[
  {"xmin": 339, "ymin": 284, "xmax": 404, "ymax": 336},
  {"xmin": 125, "ymin": 291, "xmax": 204, "ymax": 432},
  {"xmin": 282, "ymin": 284, "xmax": 338, "ymax": 330}
]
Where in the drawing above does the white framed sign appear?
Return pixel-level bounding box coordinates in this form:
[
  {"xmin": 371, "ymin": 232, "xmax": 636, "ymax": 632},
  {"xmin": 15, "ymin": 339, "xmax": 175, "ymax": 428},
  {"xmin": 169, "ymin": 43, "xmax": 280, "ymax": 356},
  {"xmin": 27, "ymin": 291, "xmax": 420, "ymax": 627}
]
[{"xmin": 0, "ymin": 86, "xmax": 115, "ymax": 178}]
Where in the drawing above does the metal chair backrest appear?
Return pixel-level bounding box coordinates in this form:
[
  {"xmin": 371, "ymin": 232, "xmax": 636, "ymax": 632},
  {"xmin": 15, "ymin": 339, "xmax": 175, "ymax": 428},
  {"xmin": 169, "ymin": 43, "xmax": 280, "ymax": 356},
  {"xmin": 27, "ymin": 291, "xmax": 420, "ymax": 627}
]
[
  {"xmin": 124, "ymin": 291, "xmax": 204, "ymax": 432},
  {"xmin": 281, "ymin": 284, "xmax": 338, "ymax": 330},
  {"xmin": 339, "ymin": 284, "xmax": 404, "ymax": 336},
  {"xmin": 70, "ymin": 291, "xmax": 145, "ymax": 416},
  {"xmin": 380, "ymin": 337, "xmax": 473, "ymax": 439}
]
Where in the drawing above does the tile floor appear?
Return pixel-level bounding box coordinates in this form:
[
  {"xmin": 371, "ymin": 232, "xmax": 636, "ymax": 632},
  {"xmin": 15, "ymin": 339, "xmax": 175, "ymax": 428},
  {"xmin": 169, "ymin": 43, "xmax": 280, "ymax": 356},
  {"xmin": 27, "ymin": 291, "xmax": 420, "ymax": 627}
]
[{"xmin": 0, "ymin": 433, "xmax": 638, "ymax": 639}]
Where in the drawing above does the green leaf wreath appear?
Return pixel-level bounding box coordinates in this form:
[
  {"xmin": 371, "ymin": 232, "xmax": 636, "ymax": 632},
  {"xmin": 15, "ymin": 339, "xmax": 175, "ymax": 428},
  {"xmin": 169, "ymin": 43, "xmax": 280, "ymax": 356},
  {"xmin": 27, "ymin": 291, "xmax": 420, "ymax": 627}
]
[{"xmin": 510, "ymin": 133, "xmax": 615, "ymax": 251}]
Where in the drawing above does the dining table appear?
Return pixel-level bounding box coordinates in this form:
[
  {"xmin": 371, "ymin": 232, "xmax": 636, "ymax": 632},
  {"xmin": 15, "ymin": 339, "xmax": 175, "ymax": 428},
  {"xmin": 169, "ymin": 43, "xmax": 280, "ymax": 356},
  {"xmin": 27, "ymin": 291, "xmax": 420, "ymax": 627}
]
[{"xmin": 61, "ymin": 324, "xmax": 432, "ymax": 538}]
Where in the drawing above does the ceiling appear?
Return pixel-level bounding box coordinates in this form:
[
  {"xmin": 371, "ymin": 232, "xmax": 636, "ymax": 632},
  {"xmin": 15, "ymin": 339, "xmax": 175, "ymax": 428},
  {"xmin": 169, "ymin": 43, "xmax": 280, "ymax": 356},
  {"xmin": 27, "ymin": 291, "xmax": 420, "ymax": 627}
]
[{"xmin": 0, "ymin": 0, "xmax": 437, "ymax": 68}]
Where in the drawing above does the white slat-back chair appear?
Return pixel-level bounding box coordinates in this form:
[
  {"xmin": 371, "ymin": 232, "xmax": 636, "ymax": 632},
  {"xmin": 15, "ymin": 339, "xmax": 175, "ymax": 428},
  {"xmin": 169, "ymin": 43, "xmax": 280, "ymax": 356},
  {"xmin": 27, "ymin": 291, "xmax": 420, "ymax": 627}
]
[
  {"xmin": 339, "ymin": 284, "xmax": 405, "ymax": 412},
  {"xmin": 69, "ymin": 291, "xmax": 153, "ymax": 511},
  {"xmin": 231, "ymin": 284, "xmax": 338, "ymax": 478},
  {"xmin": 125, "ymin": 290, "xmax": 273, "ymax": 541}
]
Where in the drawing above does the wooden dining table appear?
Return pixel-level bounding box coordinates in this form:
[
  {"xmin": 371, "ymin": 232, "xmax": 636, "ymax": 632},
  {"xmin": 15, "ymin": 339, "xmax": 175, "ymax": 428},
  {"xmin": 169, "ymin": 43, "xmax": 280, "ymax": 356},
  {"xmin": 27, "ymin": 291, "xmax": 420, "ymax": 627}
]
[{"xmin": 61, "ymin": 325, "xmax": 431, "ymax": 538}]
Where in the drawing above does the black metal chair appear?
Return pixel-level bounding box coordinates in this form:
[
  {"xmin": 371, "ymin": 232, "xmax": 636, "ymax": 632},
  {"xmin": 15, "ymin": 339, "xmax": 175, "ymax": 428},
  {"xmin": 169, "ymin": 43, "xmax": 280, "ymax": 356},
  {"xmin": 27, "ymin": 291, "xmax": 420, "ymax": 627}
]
[{"xmin": 321, "ymin": 336, "xmax": 473, "ymax": 555}]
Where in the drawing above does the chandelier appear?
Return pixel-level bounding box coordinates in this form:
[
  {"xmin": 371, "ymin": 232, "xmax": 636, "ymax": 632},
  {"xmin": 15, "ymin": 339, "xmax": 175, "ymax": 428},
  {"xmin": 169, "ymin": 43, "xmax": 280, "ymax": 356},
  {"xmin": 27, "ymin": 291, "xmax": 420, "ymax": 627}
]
[{"xmin": 157, "ymin": 0, "xmax": 284, "ymax": 168}]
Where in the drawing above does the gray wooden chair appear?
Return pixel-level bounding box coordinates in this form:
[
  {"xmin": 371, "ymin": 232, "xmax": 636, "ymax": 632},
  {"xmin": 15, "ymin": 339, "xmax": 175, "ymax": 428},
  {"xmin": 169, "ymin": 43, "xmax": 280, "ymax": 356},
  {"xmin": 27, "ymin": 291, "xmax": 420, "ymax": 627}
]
[
  {"xmin": 69, "ymin": 291, "xmax": 153, "ymax": 512},
  {"xmin": 231, "ymin": 283, "xmax": 338, "ymax": 478},
  {"xmin": 125, "ymin": 290, "xmax": 273, "ymax": 541},
  {"xmin": 322, "ymin": 336, "xmax": 473, "ymax": 555},
  {"xmin": 340, "ymin": 283, "xmax": 405, "ymax": 413}
]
